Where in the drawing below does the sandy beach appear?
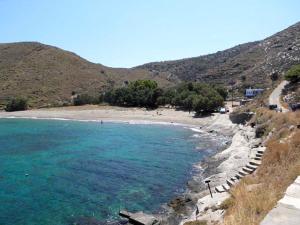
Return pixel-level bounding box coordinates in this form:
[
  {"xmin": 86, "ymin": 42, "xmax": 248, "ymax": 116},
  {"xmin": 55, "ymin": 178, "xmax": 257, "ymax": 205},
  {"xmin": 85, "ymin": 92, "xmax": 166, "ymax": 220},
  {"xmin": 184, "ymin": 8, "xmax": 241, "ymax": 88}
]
[{"xmin": 0, "ymin": 105, "xmax": 236, "ymax": 133}]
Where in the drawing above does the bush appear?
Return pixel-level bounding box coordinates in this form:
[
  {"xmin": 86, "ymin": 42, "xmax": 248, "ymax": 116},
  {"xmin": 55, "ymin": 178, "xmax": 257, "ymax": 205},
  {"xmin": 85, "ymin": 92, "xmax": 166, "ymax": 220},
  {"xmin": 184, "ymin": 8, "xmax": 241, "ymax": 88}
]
[
  {"xmin": 104, "ymin": 80, "xmax": 226, "ymax": 113},
  {"xmin": 255, "ymin": 123, "xmax": 268, "ymax": 138},
  {"xmin": 219, "ymin": 197, "xmax": 234, "ymax": 210},
  {"xmin": 104, "ymin": 80, "xmax": 161, "ymax": 108},
  {"xmin": 285, "ymin": 64, "xmax": 300, "ymax": 83},
  {"xmin": 5, "ymin": 98, "xmax": 28, "ymax": 112},
  {"xmin": 164, "ymin": 83, "xmax": 225, "ymax": 114},
  {"xmin": 73, "ymin": 94, "xmax": 100, "ymax": 106}
]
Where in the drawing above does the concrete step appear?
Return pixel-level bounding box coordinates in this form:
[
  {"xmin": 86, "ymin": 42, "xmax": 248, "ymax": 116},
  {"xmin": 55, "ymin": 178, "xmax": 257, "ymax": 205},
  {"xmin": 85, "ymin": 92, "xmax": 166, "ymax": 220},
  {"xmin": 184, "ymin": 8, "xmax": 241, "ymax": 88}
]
[
  {"xmin": 215, "ymin": 186, "xmax": 226, "ymax": 193},
  {"xmin": 235, "ymin": 173, "xmax": 244, "ymax": 179},
  {"xmin": 238, "ymin": 170, "xmax": 249, "ymax": 176},
  {"xmin": 226, "ymin": 179, "xmax": 235, "ymax": 187},
  {"xmin": 256, "ymin": 152, "xmax": 264, "ymax": 157},
  {"xmin": 242, "ymin": 167, "xmax": 255, "ymax": 174},
  {"xmin": 222, "ymin": 183, "xmax": 230, "ymax": 191},
  {"xmin": 250, "ymin": 159, "xmax": 262, "ymax": 166},
  {"xmin": 254, "ymin": 157, "xmax": 262, "ymax": 161},
  {"xmin": 246, "ymin": 164, "xmax": 258, "ymax": 170},
  {"xmin": 227, "ymin": 179, "xmax": 238, "ymax": 187},
  {"xmin": 230, "ymin": 177, "xmax": 239, "ymax": 182},
  {"xmin": 252, "ymin": 140, "xmax": 262, "ymax": 148},
  {"xmin": 257, "ymin": 149, "xmax": 265, "ymax": 154}
]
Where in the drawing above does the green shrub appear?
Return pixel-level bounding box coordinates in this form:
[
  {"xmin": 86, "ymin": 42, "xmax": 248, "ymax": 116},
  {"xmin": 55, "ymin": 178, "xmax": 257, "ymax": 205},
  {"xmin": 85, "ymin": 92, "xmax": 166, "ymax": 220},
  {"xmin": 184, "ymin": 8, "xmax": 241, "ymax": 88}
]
[
  {"xmin": 73, "ymin": 94, "xmax": 100, "ymax": 106},
  {"xmin": 104, "ymin": 80, "xmax": 161, "ymax": 108},
  {"xmin": 5, "ymin": 98, "xmax": 28, "ymax": 112},
  {"xmin": 162, "ymin": 82, "xmax": 225, "ymax": 114},
  {"xmin": 285, "ymin": 64, "xmax": 300, "ymax": 83},
  {"xmin": 104, "ymin": 80, "xmax": 226, "ymax": 113}
]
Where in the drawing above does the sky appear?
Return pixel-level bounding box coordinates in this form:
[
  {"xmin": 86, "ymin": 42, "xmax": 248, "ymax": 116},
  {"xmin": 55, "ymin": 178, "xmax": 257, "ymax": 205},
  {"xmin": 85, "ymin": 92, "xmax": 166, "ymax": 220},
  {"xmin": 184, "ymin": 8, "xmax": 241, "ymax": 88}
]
[{"xmin": 0, "ymin": 0, "xmax": 299, "ymax": 68}]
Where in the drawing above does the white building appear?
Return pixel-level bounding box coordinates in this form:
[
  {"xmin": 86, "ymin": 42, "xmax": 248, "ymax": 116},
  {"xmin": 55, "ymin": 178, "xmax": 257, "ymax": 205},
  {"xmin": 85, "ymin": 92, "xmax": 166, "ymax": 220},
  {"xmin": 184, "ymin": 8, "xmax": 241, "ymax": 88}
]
[{"xmin": 245, "ymin": 88, "xmax": 264, "ymax": 98}]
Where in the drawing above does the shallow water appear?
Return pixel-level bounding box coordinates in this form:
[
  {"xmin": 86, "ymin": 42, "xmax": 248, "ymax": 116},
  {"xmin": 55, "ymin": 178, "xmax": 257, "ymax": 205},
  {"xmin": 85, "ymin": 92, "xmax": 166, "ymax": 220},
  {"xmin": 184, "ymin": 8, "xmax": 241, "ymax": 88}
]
[{"xmin": 0, "ymin": 118, "xmax": 219, "ymax": 225}]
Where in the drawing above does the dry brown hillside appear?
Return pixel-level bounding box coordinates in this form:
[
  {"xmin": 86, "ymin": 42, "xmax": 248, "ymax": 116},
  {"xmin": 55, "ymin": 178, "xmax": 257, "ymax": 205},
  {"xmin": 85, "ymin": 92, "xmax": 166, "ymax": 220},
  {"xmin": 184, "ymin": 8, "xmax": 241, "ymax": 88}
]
[
  {"xmin": 1, "ymin": 22, "xmax": 299, "ymax": 108},
  {"xmin": 0, "ymin": 42, "xmax": 170, "ymax": 108},
  {"xmin": 138, "ymin": 22, "xmax": 300, "ymax": 88}
]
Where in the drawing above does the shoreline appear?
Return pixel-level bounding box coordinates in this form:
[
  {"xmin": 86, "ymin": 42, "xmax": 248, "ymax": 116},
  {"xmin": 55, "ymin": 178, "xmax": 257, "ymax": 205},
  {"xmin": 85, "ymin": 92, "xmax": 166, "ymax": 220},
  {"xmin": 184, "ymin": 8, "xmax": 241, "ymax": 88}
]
[
  {"xmin": 0, "ymin": 105, "xmax": 235, "ymax": 130},
  {"xmin": 0, "ymin": 105, "xmax": 243, "ymax": 224},
  {"xmin": 179, "ymin": 124, "xmax": 263, "ymax": 225}
]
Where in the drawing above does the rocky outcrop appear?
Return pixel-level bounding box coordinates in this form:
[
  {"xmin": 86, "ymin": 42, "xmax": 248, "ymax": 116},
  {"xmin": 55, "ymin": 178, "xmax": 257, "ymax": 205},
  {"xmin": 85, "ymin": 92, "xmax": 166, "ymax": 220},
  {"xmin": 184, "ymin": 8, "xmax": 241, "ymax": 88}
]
[{"xmin": 229, "ymin": 111, "xmax": 254, "ymax": 124}]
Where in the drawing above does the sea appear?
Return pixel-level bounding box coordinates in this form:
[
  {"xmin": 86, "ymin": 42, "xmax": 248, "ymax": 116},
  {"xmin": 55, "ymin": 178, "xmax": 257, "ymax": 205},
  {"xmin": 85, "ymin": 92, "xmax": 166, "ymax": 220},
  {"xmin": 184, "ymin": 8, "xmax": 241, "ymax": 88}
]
[{"xmin": 0, "ymin": 118, "xmax": 224, "ymax": 225}]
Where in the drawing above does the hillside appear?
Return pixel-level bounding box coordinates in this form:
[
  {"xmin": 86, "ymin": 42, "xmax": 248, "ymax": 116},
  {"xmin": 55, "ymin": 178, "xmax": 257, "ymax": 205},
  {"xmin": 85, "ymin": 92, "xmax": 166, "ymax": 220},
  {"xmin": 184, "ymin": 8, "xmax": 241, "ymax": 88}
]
[
  {"xmin": 138, "ymin": 22, "xmax": 300, "ymax": 88},
  {"xmin": 0, "ymin": 22, "xmax": 299, "ymax": 108},
  {"xmin": 0, "ymin": 42, "xmax": 170, "ymax": 108}
]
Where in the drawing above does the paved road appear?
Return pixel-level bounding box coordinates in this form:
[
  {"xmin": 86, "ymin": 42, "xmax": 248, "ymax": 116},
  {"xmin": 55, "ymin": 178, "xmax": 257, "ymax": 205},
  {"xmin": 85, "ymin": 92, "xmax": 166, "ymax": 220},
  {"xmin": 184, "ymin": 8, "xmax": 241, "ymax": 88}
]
[
  {"xmin": 261, "ymin": 176, "xmax": 300, "ymax": 225},
  {"xmin": 268, "ymin": 80, "xmax": 289, "ymax": 112}
]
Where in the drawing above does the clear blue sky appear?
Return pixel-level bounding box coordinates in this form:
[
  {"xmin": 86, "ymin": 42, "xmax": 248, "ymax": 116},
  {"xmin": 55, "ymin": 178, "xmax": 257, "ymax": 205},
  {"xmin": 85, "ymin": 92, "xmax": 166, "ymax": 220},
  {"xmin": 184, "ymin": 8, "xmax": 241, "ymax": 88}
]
[{"xmin": 0, "ymin": 0, "xmax": 299, "ymax": 68}]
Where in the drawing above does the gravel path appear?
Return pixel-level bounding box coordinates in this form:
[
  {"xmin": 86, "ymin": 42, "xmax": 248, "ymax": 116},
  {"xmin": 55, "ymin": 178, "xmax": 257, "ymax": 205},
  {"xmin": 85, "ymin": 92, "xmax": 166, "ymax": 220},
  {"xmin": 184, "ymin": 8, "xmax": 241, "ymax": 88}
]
[{"xmin": 269, "ymin": 80, "xmax": 289, "ymax": 112}]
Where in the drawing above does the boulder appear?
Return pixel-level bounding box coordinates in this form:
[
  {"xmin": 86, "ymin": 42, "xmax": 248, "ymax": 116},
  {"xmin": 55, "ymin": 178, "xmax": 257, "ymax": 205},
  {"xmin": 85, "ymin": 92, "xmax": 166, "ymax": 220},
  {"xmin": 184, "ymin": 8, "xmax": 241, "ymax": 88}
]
[{"xmin": 229, "ymin": 112, "xmax": 254, "ymax": 125}]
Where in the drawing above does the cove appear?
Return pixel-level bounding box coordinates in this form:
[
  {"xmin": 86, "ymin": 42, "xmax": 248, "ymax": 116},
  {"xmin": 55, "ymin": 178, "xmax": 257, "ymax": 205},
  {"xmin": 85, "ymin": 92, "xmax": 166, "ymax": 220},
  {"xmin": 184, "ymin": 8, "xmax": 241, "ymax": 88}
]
[{"xmin": 0, "ymin": 118, "xmax": 219, "ymax": 225}]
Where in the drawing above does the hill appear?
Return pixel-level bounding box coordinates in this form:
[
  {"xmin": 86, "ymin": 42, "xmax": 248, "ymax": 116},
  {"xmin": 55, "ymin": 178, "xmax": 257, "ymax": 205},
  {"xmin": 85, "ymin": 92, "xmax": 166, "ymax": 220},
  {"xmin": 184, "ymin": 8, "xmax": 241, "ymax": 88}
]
[
  {"xmin": 0, "ymin": 22, "xmax": 299, "ymax": 108},
  {"xmin": 0, "ymin": 42, "xmax": 170, "ymax": 108},
  {"xmin": 138, "ymin": 22, "xmax": 300, "ymax": 88}
]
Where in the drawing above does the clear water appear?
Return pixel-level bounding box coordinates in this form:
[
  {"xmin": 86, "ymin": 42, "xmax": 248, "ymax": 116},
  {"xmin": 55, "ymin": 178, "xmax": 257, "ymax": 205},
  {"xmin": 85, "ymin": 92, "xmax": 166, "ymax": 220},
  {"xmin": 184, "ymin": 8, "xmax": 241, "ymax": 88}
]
[{"xmin": 0, "ymin": 119, "xmax": 217, "ymax": 225}]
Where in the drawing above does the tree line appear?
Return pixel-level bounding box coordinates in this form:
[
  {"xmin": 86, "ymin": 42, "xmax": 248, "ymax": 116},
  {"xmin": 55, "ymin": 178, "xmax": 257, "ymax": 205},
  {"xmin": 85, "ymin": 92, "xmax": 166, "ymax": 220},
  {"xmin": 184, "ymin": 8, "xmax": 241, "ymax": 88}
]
[
  {"xmin": 103, "ymin": 80, "xmax": 227, "ymax": 114},
  {"xmin": 4, "ymin": 80, "xmax": 227, "ymax": 114}
]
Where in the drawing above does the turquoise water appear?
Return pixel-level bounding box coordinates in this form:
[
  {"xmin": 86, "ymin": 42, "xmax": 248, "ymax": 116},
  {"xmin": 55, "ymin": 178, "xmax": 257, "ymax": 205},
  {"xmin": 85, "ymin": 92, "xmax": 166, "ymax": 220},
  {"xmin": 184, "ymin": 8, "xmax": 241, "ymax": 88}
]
[{"xmin": 0, "ymin": 118, "xmax": 218, "ymax": 225}]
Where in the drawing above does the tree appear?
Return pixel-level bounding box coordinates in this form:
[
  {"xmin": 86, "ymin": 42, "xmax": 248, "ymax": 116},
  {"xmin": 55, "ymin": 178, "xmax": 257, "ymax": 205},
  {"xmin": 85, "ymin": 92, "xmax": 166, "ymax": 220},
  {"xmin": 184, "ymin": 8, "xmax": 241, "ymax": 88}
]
[
  {"xmin": 213, "ymin": 85, "xmax": 228, "ymax": 100},
  {"xmin": 103, "ymin": 80, "xmax": 225, "ymax": 113},
  {"xmin": 270, "ymin": 72, "xmax": 279, "ymax": 82},
  {"xmin": 104, "ymin": 80, "xmax": 161, "ymax": 108},
  {"xmin": 192, "ymin": 95, "xmax": 206, "ymax": 114},
  {"xmin": 285, "ymin": 64, "xmax": 300, "ymax": 83},
  {"xmin": 241, "ymin": 75, "xmax": 246, "ymax": 82},
  {"xmin": 73, "ymin": 94, "xmax": 99, "ymax": 106},
  {"xmin": 5, "ymin": 97, "xmax": 28, "ymax": 112},
  {"xmin": 183, "ymin": 95, "xmax": 196, "ymax": 113}
]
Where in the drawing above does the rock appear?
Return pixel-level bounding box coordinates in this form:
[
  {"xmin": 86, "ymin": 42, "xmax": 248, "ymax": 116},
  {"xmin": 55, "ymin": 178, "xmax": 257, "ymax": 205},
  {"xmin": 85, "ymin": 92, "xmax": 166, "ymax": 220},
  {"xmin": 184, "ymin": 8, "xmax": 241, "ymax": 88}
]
[
  {"xmin": 229, "ymin": 112, "xmax": 254, "ymax": 125},
  {"xmin": 168, "ymin": 197, "xmax": 186, "ymax": 208},
  {"xmin": 187, "ymin": 180, "xmax": 203, "ymax": 192},
  {"xmin": 68, "ymin": 216, "xmax": 104, "ymax": 225},
  {"xmin": 255, "ymin": 124, "xmax": 268, "ymax": 138},
  {"xmin": 168, "ymin": 195, "xmax": 195, "ymax": 214},
  {"xmin": 289, "ymin": 125, "xmax": 295, "ymax": 131},
  {"xmin": 119, "ymin": 211, "xmax": 158, "ymax": 225}
]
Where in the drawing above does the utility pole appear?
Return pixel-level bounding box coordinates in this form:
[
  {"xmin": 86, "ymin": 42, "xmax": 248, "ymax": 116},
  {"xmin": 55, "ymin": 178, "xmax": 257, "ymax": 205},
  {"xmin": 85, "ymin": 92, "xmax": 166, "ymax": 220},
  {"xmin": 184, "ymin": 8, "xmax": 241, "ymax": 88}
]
[{"xmin": 229, "ymin": 80, "xmax": 235, "ymax": 107}]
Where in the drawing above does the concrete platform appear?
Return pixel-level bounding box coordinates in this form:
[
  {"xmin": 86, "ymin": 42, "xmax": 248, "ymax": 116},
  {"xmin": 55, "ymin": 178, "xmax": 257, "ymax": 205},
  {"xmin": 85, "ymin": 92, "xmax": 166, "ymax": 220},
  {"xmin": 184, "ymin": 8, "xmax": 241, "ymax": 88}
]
[
  {"xmin": 119, "ymin": 210, "xmax": 159, "ymax": 225},
  {"xmin": 261, "ymin": 204, "xmax": 300, "ymax": 225},
  {"xmin": 260, "ymin": 176, "xmax": 300, "ymax": 225}
]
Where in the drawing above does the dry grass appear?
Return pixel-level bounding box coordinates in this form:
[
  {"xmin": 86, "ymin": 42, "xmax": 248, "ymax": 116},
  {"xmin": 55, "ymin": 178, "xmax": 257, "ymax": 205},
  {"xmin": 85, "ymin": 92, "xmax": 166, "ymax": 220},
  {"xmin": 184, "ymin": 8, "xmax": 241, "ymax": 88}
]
[
  {"xmin": 184, "ymin": 220, "xmax": 207, "ymax": 225},
  {"xmin": 223, "ymin": 109, "xmax": 300, "ymax": 225},
  {"xmin": 0, "ymin": 42, "xmax": 171, "ymax": 109}
]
